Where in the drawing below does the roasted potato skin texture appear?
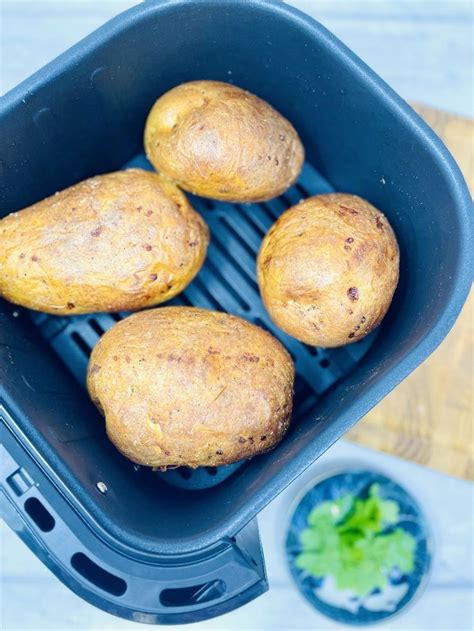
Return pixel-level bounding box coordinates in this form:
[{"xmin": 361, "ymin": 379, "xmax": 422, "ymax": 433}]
[
  {"xmin": 144, "ymin": 80, "xmax": 304, "ymax": 202},
  {"xmin": 87, "ymin": 307, "xmax": 295, "ymax": 468},
  {"xmin": 257, "ymin": 194, "xmax": 400, "ymax": 347},
  {"xmin": 0, "ymin": 169, "xmax": 209, "ymax": 314}
]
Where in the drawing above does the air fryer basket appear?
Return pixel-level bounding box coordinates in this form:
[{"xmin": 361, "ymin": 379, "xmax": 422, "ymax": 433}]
[{"xmin": 1, "ymin": 0, "xmax": 471, "ymax": 624}]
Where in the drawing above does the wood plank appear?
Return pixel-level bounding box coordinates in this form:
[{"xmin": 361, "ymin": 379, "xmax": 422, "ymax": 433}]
[{"xmin": 347, "ymin": 102, "xmax": 473, "ymax": 480}]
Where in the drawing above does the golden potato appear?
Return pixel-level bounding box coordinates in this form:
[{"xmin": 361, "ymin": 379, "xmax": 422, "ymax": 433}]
[
  {"xmin": 257, "ymin": 194, "xmax": 400, "ymax": 347},
  {"xmin": 0, "ymin": 169, "xmax": 208, "ymax": 314},
  {"xmin": 87, "ymin": 307, "xmax": 294, "ymax": 468},
  {"xmin": 144, "ymin": 80, "xmax": 304, "ymax": 202}
]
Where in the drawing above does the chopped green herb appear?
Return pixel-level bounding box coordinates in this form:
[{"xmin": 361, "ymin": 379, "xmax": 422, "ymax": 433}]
[{"xmin": 295, "ymin": 484, "xmax": 416, "ymax": 597}]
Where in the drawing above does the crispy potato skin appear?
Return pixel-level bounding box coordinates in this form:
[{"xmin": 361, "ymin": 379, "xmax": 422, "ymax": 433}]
[
  {"xmin": 257, "ymin": 194, "xmax": 400, "ymax": 347},
  {"xmin": 87, "ymin": 307, "xmax": 295, "ymax": 468},
  {"xmin": 0, "ymin": 169, "xmax": 209, "ymax": 314},
  {"xmin": 144, "ymin": 80, "xmax": 304, "ymax": 202}
]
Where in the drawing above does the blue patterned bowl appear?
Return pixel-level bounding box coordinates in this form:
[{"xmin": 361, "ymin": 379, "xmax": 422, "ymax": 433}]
[{"xmin": 285, "ymin": 469, "xmax": 432, "ymax": 625}]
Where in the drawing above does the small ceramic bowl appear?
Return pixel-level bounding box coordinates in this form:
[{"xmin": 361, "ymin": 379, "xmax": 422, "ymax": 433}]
[{"xmin": 285, "ymin": 468, "xmax": 432, "ymax": 625}]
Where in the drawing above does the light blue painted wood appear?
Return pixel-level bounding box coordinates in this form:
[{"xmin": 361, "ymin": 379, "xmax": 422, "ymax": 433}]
[
  {"xmin": 1, "ymin": 1, "xmax": 473, "ymax": 117},
  {"xmin": 1, "ymin": 2, "xmax": 473, "ymax": 629}
]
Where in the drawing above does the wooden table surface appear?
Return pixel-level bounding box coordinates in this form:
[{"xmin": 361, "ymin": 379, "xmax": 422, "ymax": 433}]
[
  {"xmin": 1, "ymin": 2, "xmax": 473, "ymax": 630},
  {"xmin": 348, "ymin": 103, "xmax": 474, "ymax": 481}
]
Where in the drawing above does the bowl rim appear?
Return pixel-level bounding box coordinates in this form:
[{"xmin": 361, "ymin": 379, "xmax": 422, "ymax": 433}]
[{"xmin": 284, "ymin": 462, "xmax": 434, "ymax": 626}]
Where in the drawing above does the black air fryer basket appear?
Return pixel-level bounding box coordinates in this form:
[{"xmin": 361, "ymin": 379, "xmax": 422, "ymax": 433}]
[{"xmin": 1, "ymin": 0, "xmax": 472, "ymax": 624}]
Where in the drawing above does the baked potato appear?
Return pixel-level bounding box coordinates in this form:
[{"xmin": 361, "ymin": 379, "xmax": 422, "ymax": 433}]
[
  {"xmin": 0, "ymin": 169, "xmax": 209, "ymax": 314},
  {"xmin": 257, "ymin": 193, "xmax": 399, "ymax": 347},
  {"xmin": 144, "ymin": 80, "xmax": 304, "ymax": 202},
  {"xmin": 87, "ymin": 307, "xmax": 295, "ymax": 468}
]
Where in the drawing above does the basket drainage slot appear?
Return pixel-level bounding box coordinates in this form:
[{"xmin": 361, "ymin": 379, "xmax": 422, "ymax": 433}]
[
  {"xmin": 71, "ymin": 553, "xmax": 127, "ymax": 596},
  {"xmin": 24, "ymin": 497, "xmax": 55, "ymax": 532},
  {"xmin": 178, "ymin": 468, "xmax": 192, "ymax": 480},
  {"xmin": 160, "ymin": 580, "xmax": 226, "ymax": 607}
]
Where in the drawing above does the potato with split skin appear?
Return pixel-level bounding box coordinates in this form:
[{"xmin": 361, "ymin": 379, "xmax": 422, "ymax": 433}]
[
  {"xmin": 0, "ymin": 169, "xmax": 209, "ymax": 314},
  {"xmin": 87, "ymin": 307, "xmax": 295, "ymax": 468},
  {"xmin": 144, "ymin": 80, "xmax": 305, "ymax": 202},
  {"xmin": 257, "ymin": 193, "xmax": 400, "ymax": 348}
]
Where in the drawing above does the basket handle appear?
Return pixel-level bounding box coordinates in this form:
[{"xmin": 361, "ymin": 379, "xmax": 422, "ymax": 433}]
[{"xmin": 1, "ymin": 406, "xmax": 267, "ymax": 624}]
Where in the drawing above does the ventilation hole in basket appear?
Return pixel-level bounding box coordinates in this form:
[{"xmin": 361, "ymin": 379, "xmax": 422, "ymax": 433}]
[
  {"xmin": 178, "ymin": 468, "xmax": 192, "ymax": 480},
  {"xmin": 304, "ymin": 344, "xmax": 318, "ymax": 356},
  {"xmin": 260, "ymin": 203, "xmax": 281, "ymax": 221},
  {"xmin": 24, "ymin": 497, "xmax": 55, "ymax": 532},
  {"xmin": 259, "ymin": 202, "xmax": 281, "ymax": 223},
  {"xmin": 320, "ymin": 358, "xmax": 330, "ymax": 368},
  {"xmin": 211, "ymin": 232, "xmax": 258, "ymax": 289},
  {"xmin": 252, "ymin": 316, "xmax": 275, "ymax": 338},
  {"xmin": 174, "ymin": 292, "xmax": 193, "ymax": 307},
  {"xmin": 71, "ymin": 332, "xmax": 91, "ymax": 357},
  {"xmin": 279, "ymin": 193, "xmax": 292, "ymax": 209},
  {"xmin": 111, "ymin": 313, "xmax": 122, "ymax": 322},
  {"xmin": 235, "ymin": 204, "xmax": 266, "ymax": 236},
  {"xmin": 88, "ymin": 318, "xmax": 105, "ymax": 337},
  {"xmin": 294, "ymin": 182, "xmax": 309, "ymax": 198},
  {"xmin": 71, "ymin": 553, "xmax": 127, "ymax": 596},
  {"xmin": 199, "ymin": 197, "xmax": 215, "ymax": 211},
  {"xmin": 206, "ymin": 467, "xmax": 218, "ymax": 476},
  {"xmin": 160, "ymin": 580, "xmax": 225, "ymax": 607},
  {"xmin": 191, "ymin": 276, "xmax": 223, "ymax": 311},
  {"xmin": 217, "ymin": 216, "xmax": 258, "ymax": 258},
  {"xmin": 203, "ymin": 257, "xmax": 250, "ymax": 312}
]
